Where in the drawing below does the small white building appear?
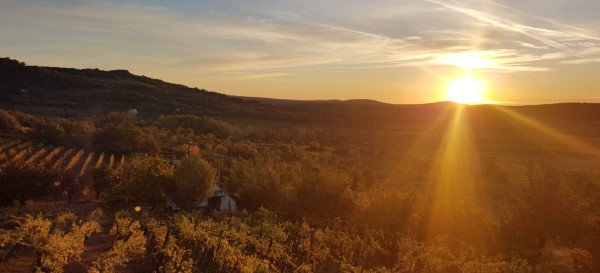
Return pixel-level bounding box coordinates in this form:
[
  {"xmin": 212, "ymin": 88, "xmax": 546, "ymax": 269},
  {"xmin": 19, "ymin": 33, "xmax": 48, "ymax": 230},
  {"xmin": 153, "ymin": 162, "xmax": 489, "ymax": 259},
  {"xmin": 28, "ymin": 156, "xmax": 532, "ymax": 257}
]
[{"xmin": 167, "ymin": 186, "xmax": 237, "ymax": 213}]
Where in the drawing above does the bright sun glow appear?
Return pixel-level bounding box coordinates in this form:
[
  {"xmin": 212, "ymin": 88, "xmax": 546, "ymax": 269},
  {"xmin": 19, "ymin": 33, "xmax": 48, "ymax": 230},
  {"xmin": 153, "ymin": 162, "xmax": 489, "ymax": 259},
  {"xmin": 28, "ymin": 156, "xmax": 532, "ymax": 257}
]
[
  {"xmin": 438, "ymin": 51, "xmax": 493, "ymax": 69},
  {"xmin": 445, "ymin": 72, "xmax": 488, "ymax": 104}
]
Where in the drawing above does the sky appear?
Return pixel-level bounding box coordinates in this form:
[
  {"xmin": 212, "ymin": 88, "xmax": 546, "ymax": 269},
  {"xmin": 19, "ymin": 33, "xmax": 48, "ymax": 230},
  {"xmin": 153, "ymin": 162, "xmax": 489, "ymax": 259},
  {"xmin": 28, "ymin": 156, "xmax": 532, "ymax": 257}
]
[{"xmin": 1, "ymin": 0, "xmax": 599, "ymax": 104}]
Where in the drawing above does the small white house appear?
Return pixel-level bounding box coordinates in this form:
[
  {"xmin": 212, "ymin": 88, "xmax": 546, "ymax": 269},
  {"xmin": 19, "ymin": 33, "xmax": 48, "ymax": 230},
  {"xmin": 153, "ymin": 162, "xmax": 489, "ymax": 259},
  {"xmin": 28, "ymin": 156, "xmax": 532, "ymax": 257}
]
[{"xmin": 167, "ymin": 186, "xmax": 237, "ymax": 213}]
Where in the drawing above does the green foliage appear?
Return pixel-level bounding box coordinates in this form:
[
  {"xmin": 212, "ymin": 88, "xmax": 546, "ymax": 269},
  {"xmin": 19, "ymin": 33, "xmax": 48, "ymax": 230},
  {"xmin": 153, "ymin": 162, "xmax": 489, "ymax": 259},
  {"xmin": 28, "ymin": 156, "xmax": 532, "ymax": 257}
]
[
  {"xmin": 157, "ymin": 114, "xmax": 241, "ymax": 138},
  {"xmin": 156, "ymin": 243, "xmax": 194, "ymax": 273},
  {"xmin": 92, "ymin": 165, "xmax": 113, "ymax": 199},
  {"xmin": 1, "ymin": 213, "xmax": 100, "ymax": 273},
  {"xmin": 0, "ymin": 160, "xmax": 59, "ymax": 206},
  {"xmin": 100, "ymin": 112, "xmax": 138, "ymax": 126},
  {"xmin": 1, "ymin": 98, "xmax": 600, "ymax": 272},
  {"xmin": 97, "ymin": 123, "xmax": 160, "ymax": 155},
  {"xmin": 171, "ymin": 155, "xmax": 217, "ymax": 212},
  {"xmin": 88, "ymin": 214, "xmax": 146, "ymax": 273},
  {"xmin": 227, "ymin": 155, "xmax": 357, "ymax": 219},
  {"xmin": 227, "ymin": 156, "xmax": 299, "ymax": 213},
  {"xmin": 108, "ymin": 212, "xmax": 541, "ymax": 273},
  {"xmin": 33, "ymin": 219, "xmax": 101, "ymax": 273},
  {"xmin": 226, "ymin": 140, "xmax": 259, "ymax": 159},
  {"xmin": 108, "ymin": 154, "xmax": 174, "ymax": 205},
  {"xmin": 87, "ymin": 208, "xmax": 105, "ymax": 224},
  {"xmin": 32, "ymin": 119, "xmax": 96, "ymax": 148}
]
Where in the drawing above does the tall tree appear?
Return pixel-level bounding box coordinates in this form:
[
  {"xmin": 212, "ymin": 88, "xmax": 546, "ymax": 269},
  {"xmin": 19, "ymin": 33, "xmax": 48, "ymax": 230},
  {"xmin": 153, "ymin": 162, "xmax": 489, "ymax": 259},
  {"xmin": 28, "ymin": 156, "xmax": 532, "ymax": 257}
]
[
  {"xmin": 172, "ymin": 156, "xmax": 216, "ymax": 212},
  {"xmin": 110, "ymin": 155, "xmax": 174, "ymax": 206}
]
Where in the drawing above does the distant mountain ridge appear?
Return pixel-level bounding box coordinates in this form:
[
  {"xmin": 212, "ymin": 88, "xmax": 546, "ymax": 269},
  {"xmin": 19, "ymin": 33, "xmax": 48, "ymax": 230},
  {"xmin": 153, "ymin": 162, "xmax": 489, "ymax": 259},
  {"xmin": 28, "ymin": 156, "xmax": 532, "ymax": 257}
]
[
  {"xmin": 0, "ymin": 57, "xmax": 404, "ymax": 122},
  {"xmin": 0, "ymin": 57, "xmax": 455, "ymax": 127},
  {"xmin": 2, "ymin": 57, "xmax": 600, "ymax": 133},
  {"xmin": 233, "ymin": 96, "xmax": 390, "ymax": 106}
]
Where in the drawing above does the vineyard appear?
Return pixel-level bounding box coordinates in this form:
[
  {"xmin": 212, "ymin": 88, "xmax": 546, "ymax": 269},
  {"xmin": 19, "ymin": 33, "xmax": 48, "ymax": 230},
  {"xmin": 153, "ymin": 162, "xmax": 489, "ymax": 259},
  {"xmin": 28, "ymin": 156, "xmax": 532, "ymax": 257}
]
[
  {"xmin": 0, "ymin": 138, "xmax": 124, "ymax": 171},
  {"xmin": 0, "ymin": 208, "xmax": 539, "ymax": 273},
  {"xmin": 0, "ymin": 138, "xmax": 123, "ymax": 205},
  {"xmin": 0, "ymin": 136, "xmax": 542, "ymax": 272}
]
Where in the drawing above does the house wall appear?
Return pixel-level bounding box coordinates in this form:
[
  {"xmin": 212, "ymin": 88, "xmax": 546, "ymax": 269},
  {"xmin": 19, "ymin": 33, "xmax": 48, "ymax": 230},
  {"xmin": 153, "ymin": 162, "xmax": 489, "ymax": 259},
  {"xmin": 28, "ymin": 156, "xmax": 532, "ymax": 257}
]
[
  {"xmin": 219, "ymin": 195, "xmax": 237, "ymax": 212},
  {"xmin": 166, "ymin": 198, "xmax": 180, "ymax": 211},
  {"xmin": 167, "ymin": 194, "xmax": 237, "ymax": 213}
]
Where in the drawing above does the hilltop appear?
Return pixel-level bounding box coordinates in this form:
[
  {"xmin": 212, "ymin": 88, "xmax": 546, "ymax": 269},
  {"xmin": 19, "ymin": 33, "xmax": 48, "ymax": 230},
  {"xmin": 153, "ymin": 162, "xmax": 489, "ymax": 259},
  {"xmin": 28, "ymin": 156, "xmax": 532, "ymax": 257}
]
[
  {"xmin": 0, "ymin": 57, "xmax": 280, "ymax": 118},
  {"xmin": 2, "ymin": 57, "xmax": 600, "ymax": 136}
]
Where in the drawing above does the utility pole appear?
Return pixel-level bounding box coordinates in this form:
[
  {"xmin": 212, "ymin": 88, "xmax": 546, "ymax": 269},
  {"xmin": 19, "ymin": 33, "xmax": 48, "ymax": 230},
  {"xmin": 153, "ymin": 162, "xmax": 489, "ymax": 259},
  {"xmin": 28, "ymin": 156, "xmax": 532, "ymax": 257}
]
[
  {"xmin": 207, "ymin": 154, "xmax": 226, "ymax": 187},
  {"xmin": 215, "ymin": 154, "xmax": 224, "ymax": 187}
]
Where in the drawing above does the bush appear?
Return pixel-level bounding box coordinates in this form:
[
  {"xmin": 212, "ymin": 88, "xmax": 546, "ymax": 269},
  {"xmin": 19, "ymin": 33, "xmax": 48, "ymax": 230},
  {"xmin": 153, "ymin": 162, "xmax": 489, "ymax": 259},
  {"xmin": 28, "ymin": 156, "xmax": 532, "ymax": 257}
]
[{"xmin": 0, "ymin": 109, "xmax": 23, "ymax": 133}]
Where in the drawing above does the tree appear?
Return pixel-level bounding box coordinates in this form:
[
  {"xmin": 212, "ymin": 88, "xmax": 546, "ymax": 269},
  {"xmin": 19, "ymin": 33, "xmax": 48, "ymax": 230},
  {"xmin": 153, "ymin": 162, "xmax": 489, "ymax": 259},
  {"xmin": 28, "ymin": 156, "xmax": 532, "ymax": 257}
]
[
  {"xmin": 110, "ymin": 155, "xmax": 174, "ymax": 206},
  {"xmin": 0, "ymin": 162, "xmax": 59, "ymax": 206},
  {"xmin": 34, "ymin": 121, "xmax": 67, "ymax": 147},
  {"xmin": 92, "ymin": 165, "xmax": 115, "ymax": 199},
  {"xmin": 60, "ymin": 152, "xmax": 95, "ymax": 205},
  {"xmin": 97, "ymin": 124, "xmax": 160, "ymax": 155},
  {"xmin": 32, "ymin": 119, "xmax": 96, "ymax": 148},
  {"xmin": 172, "ymin": 156, "xmax": 216, "ymax": 212}
]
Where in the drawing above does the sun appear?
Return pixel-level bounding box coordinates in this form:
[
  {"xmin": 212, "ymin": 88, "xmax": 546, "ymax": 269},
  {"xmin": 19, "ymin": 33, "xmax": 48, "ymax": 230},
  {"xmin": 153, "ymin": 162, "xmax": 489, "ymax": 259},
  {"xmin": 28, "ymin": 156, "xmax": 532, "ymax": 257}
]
[{"xmin": 445, "ymin": 72, "xmax": 488, "ymax": 104}]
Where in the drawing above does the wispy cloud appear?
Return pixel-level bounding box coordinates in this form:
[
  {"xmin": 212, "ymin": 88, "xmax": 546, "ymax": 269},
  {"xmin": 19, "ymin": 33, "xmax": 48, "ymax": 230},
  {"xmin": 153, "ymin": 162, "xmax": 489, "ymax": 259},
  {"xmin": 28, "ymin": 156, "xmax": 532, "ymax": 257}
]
[
  {"xmin": 426, "ymin": 0, "xmax": 598, "ymax": 51},
  {"xmin": 561, "ymin": 58, "xmax": 600, "ymax": 65},
  {"xmin": 425, "ymin": 0, "xmax": 600, "ymax": 61},
  {"xmin": 0, "ymin": 0, "xmax": 598, "ymax": 101},
  {"xmin": 3, "ymin": 0, "xmax": 597, "ymax": 74}
]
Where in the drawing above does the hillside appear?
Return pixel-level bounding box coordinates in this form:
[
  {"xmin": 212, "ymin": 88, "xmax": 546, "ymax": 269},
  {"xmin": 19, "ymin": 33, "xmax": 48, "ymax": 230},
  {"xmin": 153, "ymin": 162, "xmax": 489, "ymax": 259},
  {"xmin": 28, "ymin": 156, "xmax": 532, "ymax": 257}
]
[
  {"xmin": 0, "ymin": 57, "xmax": 281, "ymax": 119},
  {"xmin": 2, "ymin": 57, "xmax": 600, "ymax": 137}
]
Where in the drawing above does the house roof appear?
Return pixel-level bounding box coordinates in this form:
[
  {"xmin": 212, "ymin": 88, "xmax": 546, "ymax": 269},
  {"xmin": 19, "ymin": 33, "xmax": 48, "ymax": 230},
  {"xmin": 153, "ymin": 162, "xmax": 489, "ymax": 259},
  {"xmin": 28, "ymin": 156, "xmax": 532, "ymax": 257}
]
[
  {"xmin": 213, "ymin": 186, "xmax": 230, "ymax": 197},
  {"xmin": 166, "ymin": 185, "xmax": 235, "ymax": 210}
]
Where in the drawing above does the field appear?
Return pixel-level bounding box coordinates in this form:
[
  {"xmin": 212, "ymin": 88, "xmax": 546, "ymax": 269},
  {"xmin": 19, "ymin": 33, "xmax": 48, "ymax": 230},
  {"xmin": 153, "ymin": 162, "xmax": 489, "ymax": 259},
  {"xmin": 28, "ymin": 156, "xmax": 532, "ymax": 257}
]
[{"xmin": 1, "ymin": 60, "xmax": 600, "ymax": 272}]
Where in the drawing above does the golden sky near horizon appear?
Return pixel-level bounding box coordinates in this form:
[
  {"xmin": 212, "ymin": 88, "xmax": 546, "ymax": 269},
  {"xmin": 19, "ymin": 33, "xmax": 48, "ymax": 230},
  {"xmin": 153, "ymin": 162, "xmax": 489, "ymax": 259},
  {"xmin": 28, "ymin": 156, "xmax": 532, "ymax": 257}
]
[{"xmin": 1, "ymin": 0, "xmax": 599, "ymax": 104}]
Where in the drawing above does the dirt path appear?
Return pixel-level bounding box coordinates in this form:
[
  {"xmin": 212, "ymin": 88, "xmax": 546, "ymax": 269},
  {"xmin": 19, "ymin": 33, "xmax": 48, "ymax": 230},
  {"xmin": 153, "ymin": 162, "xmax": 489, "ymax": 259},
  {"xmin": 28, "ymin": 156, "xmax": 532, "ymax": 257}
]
[{"xmin": 0, "ymin": 251, "xmax": 33, "ymax": 273}]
